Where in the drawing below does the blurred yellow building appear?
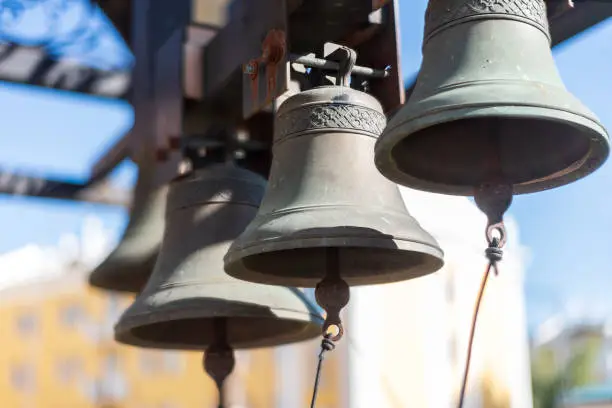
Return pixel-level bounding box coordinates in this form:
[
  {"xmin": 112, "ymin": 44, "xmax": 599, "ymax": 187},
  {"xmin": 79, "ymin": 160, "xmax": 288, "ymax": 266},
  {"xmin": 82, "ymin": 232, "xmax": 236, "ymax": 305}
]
[
  {"xmin": 0, "ymin": 188, "xmax": 535, "ymax": 408},
  {"xmin": 0, "ymin": 264, "xmax": 342, "ymax": 408}
]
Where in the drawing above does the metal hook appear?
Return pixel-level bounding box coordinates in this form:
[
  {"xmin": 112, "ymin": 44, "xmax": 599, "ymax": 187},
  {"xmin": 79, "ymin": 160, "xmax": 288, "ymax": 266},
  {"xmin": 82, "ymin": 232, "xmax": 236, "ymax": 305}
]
[
  {"xmin": 334, "ymin": 47, "xmax": 357, "ymax": 87},
  {"xmin": 323, "ymin": 320, "xmax": 344, "ymax": 342},
  {"xmin": 486, "ymin": 222, "xmax": 506, "ymax": 248}
]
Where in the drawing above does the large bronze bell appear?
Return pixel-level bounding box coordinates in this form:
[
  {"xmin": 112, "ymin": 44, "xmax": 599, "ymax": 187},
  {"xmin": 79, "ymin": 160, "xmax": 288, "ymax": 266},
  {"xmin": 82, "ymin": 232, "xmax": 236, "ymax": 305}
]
[
  {"xmin": 375, "ymin": 0, "xmax": 609, "ymax": 195},
  {"xmin": 89, "ymin": 157, "xmax": 168, "ymax": 293},
  {"xmin": 224, "ymin": 86, "xmax": 444, "ymax": 288},
  {"xmin": 114, "ymin": 163, "xmax": 323, "ymax": 349}
]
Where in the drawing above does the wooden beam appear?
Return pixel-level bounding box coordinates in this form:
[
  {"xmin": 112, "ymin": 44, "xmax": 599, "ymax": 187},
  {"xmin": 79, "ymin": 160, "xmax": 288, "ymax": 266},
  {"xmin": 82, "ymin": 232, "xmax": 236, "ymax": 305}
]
[
  {"xmin": 549, "ymin": 2, "xmax": 612, "ymax": 45},
  {"xmin": 0, "ymin": 171, "xmax": 131, "ymax": 207},
  {"xmin": 90, "ymin": 132, "xmax": 131, "ymax": 182},
  {"xmin": 0, "ymin": 43, "xmax": 131, "ymax": 99},
  {"xmin": 95, "ymin": 0, "xmax": 133, "ymax": 45}
]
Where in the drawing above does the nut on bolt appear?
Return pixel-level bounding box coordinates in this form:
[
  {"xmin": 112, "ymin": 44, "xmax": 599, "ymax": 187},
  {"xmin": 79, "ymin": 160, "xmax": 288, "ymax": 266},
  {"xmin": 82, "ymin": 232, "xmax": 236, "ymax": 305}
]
[{"xmin": 243, "ymin": 60, "xmax": 258, "ymax": 78}]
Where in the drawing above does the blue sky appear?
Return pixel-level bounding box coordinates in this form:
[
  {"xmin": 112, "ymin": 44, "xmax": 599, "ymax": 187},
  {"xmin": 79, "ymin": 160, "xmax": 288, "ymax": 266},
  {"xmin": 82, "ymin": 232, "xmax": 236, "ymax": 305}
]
[{"xmin": 0, "ymin": 0, "xmax": 610, "ymax": 331}]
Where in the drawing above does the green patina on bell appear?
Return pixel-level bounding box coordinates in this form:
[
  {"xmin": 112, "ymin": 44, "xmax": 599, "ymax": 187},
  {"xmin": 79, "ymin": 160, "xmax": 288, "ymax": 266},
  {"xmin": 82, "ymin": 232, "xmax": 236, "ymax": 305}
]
[
  {"xmin": 224, "ymin": 86, "xmax": 444, "ymax": 288},
  {"xmin": 375, "ymin": 0, "xmax": 609, "ymax": 195},
  {"xmin": 115, "ymin": 164, "xmax": 322, "ymax": 350},
  {"xmin": 89, "ymin": 157, "xmax": 168, "ymax": 293}
]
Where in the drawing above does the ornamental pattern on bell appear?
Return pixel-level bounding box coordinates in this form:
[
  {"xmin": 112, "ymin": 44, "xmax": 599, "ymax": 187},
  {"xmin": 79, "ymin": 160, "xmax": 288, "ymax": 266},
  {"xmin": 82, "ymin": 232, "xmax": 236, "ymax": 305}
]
[
  {"xmin": 275, "ymin": 103, "xmax": 387, "ymax": 139},
  {"xmin": 424, "ymin": 0, "xmax": 549, "ymax": 40}
]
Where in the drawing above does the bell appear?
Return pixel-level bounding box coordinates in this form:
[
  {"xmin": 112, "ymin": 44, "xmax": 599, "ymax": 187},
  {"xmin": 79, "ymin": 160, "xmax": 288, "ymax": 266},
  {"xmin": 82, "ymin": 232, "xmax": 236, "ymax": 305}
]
[
  {"xmin": 224, "ymin": 86, "xmax": 444, "ymax": 288},
  {"xmin": 375, "ymin": 0, "xmax": 609, "ymax": 196},
  {"xmin": 114, "ymin": 164, "xmax": 323, "ymax": 350},
  {"xmin": 89, "ymin": 157, "xmax": 168, "ymax": 293}
]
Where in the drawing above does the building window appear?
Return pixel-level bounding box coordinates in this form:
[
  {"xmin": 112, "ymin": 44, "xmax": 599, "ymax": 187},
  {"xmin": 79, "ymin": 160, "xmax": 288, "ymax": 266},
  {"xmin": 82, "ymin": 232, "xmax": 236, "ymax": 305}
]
[
  {"xmin": 103, "ymin": 352, "xmax": 120, "ymax": 378},
  {"xmin": 80, "ymin": 377, "xmax": 99, "ymax": 403},
  {"xmin": 139, "ymin": 351, "xmax": 184, "ymax": 375},
  {"xmin": 11, "ymin": 363, "xmax": 35, "ymax": 393},
  {"xmin": 448, "ymin": 333, "xmax": 457, "ymax": 366},
  {"xmin": 100, "ymin": 352, "xmax": 128, "ymax": 400},
  {"xmin": 60, "ymin": 303, "xmax": 86, "ymax": 328},
  {"xmin": 56, "ymin": 357, "xmax": 83, "ymax": 384},
  {"xmin": 162, "ymin": 351, "xmax": 184, "ymax": 373},
  {"xmin": 139, "ymin": 351, "xmax": 161, "ymax": 374},
  {"xmin": 16, "ymin": 312, "xmax": 38, "ymax": 336},
  {"xmin": 106, "ymin": 294, "xmax": 125, "ymax": 323},
  {"xmin": 445, "ymin": 274, "xmax": 455, "ymax": 304}
]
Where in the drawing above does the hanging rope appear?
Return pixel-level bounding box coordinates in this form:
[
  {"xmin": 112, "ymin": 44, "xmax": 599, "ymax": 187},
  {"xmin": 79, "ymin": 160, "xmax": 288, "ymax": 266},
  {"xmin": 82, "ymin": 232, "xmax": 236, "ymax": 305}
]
[
  {"xmin": 457, "ymin": 237, "xmax": 503, "ymax": 408},
  {"xmin": 310, "ymin": 333, "xmax": 336, "ymax": 408}
]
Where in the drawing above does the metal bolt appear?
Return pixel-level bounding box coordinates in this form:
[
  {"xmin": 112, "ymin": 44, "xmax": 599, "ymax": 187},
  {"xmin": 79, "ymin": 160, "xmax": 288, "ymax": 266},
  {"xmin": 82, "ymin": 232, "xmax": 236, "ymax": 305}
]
[
  {"xmin": 178, "ymin": 158, "xmax": 192, "ymax": 176},
  {"xmin": 234, "ymin": 149, "xmax": 246, "ymax": 160},
  {"xmin": 243, "ymin": 61, "xmax": 258, "ymax": 76},
  {"xmin": 372, "ymin": 0, "xmax": 390, "ymax": 9},
  {"xmin": 235, "ymin": 129, "xmax": 249, "ymax": 142}
]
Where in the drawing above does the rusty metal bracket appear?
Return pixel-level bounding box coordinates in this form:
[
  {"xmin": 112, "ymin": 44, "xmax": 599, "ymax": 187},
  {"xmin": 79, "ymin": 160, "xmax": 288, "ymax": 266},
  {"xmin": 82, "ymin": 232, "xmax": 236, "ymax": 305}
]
[
  {"xmin": 199, "ymin": 0, "xmax": 403, "ymax": 120},
  {"xmin": 203, "ymin": 0, "xmax": 289, "ymax": 102},
  {"xmin": 242, "ymin": 29, "xmax": 290, "ymax": 119}
]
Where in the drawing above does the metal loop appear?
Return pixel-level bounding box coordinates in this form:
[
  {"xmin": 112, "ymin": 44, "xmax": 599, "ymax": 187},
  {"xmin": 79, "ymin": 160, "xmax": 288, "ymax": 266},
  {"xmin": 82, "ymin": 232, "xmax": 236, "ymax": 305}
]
[
  {"xmin": 323, "ymin": 322, "xmax": 344, "ymax": 342},
  {"xmin": 335, "ymin": 47, "xmax": 357, "ymax": 87},
  {"xmin": 486, "ymin": 221, "xmax": 506, "ymax": 248}
]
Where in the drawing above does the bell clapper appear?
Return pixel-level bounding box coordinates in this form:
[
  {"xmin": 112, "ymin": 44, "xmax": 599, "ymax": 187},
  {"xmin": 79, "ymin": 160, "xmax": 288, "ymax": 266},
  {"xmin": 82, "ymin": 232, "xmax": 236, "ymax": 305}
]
[
  {"xmin": 310, "ymin": 248, "xmax": 349, "ymax": 407},
  {"xmin": 314, "ymin": 248, "xmax": 350, "ymax": 342},
  {"xmin": 203, "ymin": 318, "xmax": 235, "ymax": 408},
  {"xmin": 474, "ymin": 182, "xmax": 513, "ymax": 250}
]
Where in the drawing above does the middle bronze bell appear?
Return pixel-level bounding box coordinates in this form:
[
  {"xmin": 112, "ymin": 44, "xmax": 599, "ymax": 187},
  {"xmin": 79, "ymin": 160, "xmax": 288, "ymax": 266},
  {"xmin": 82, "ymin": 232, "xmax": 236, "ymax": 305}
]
[{"xmin": 224, "ymin": 85, "xmax": 445, "ymax": 288}]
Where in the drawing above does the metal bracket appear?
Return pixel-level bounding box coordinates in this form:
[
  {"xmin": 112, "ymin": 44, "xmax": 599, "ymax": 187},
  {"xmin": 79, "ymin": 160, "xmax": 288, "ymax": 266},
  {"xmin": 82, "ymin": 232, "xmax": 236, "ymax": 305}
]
[
  {"xmin": 289, "ymin": 51, "xmax": 389, "ymax": 81},
  {"xmin": 203, "ymin": 0, "xmax": 289, "ymax": 104},
  {"xmin": 242, "ymin": 29, "xmax": 291, "ymax": 119},
  {"xmin": 200, "ymin": 0, "xmax": 403, "ymax": 120}
]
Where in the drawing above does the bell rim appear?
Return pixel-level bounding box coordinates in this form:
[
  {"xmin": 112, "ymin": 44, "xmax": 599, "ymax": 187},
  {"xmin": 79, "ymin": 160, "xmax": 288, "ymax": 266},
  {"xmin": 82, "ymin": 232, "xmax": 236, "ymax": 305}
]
[
  {"xmin": 88, "ymin": 275, "xmax": 146, "ymax": 294},
  {"xmin": 88, "ymin": 253, "xmax": 157, "ymax": 293},
  {"xmin": 224, "ymin": 236, "xmax": 444, "ymax": 288},
  {"xmin": 114, "ymin": 307, "xmax": 324, "ymax": 350},
  {"xmin": 375, "ymin": 105, "xmax": 610, "ymax": 196}
]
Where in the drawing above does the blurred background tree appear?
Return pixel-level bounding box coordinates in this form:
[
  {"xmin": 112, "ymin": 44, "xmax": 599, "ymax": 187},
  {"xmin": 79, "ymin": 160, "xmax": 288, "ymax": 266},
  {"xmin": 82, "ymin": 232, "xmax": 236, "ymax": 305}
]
[{"xmin": 531, "ymin": 336, "xmax": 602, "ymax": 408}]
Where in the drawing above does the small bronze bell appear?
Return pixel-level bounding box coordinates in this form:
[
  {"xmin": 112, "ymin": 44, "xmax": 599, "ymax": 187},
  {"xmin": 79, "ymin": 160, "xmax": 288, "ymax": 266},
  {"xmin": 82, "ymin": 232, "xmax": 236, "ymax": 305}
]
[
  {"xmin": 224, "ymin": 86, "xmax": 444, "ymax": 288},
  {"xmin": 114, "ymin": 163, "xmax": 322, "ymax": 350},
  {"xmin": 375, "ymin": 0, "xmax": 609, "ymax": 195},
  {"xmin": 89, "ymin": 157, "xmax": 168, "ymax": 293}
]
